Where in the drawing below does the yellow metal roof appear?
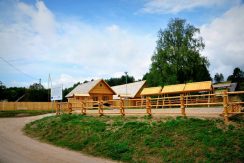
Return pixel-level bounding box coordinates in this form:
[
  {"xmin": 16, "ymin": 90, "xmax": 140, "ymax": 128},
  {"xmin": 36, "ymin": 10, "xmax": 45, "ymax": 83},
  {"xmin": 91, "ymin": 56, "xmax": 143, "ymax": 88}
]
[
  {"xmin": 184, "ymin": 81, "xmax": 212, "ymax": 92},
  {"xmin": 161, "ymin": 84, "xmax": 186, "ymax": 94},
  {"xmin": 140, "ymin": 87, "xmax": 162, "ymax": 96}
]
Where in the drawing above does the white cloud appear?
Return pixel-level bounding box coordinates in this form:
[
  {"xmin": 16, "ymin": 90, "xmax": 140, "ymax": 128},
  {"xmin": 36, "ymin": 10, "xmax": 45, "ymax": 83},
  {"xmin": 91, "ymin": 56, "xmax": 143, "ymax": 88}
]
[
  {"xmin": 17, "ymin": 1, "xmax": 56, "ymax": 38},
  {"xmin": 142, "ymin": 0, "xmax": 240, "ymax": 14},
  {"xmin": 0, "ymin": 1, "xmax": 155, "ymax": 87},
  {"xmin": 201, "ymin": 4, "xmax": 244, "ymax": 79}
]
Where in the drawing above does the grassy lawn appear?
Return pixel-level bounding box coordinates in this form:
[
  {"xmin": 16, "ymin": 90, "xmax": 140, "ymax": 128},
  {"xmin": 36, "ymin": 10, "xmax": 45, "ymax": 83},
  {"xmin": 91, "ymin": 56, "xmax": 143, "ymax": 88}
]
[
  {"xmin": 0, "ymin": 110, "xmax": 53, "ymax": 117},
  {"xmin": 24, "ymin": 114, "xmax": 244, "ymax": 163}
]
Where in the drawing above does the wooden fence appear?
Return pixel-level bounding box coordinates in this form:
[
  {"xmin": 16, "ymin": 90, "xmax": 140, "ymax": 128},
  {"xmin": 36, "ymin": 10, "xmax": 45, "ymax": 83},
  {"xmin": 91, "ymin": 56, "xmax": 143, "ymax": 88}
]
[
  {"xmin": 0, "ymin": 102, "xmax": 56, "ymax": 111},
  {"xmin": 57, "ymin": 91, "xmax": 244, "ymax": 123}
]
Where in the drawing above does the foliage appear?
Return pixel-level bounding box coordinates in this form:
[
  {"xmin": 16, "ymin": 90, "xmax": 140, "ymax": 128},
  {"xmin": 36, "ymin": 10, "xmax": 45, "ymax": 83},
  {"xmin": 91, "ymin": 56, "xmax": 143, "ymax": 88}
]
[
  {"xmin": 25, "ymin": 115, "xmax": 244, "ymax": 163},
  {"xmin": 0, "ymin": 110, "xmax": 52, "ymax": 117},
  {"xmin": 29, "ymin": 83, "xmax": 44, "ymax": 90},
  {"xmin": 105, "ymin": 75, "xmax": 135, "ymax": 86},
  {"xmin": 227, "ymin": 67, "xmax": 244, "ymax": 83},
  {"xmin": 63, "ymin": 82, "xmax": 81, "ymax": 101},
  {"xmin": 214, "ymin": 73, "xmax": 224, "ymax": 83},
  {"xmin": 227, "ymin": 67, "xmax": 244, "ymax": 91},
  {"xmin": 0, "ymin": 81, "xmax": 48, "ymax": 102},
  {"xmin": 143, "ymin": 18, "xmax": 211, "ymax": 86}
]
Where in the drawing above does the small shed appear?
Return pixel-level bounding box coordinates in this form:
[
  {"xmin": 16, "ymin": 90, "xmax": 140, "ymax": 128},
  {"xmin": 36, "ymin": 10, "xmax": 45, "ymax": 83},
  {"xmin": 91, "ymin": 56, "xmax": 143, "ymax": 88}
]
[
  {"xmin": 140, "ymin": 86, "xmax": 162, "ymax": 97},
  {"xmin": 213, "ymin": 82, "xmax": 237, "ymax": 94},
  {"xmin": 140, "ymin": 86, "xmax": 162, "ymax": 108},
  {"xmin": 161, "ymin": 84, "xmax": 186, "ymax": 95},
  {"xmin": 65, "ymin": 79, "xmax": 116, "ymax": 103},
  {"xmin": 184, "ymin": 81, "xmax": 213, "ymax": 93}
]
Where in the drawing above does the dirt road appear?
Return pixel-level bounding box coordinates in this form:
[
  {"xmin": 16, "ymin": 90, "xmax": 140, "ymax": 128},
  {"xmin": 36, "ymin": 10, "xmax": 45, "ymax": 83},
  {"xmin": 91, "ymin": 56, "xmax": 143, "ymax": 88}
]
[{"xmin": 0, "ymin": 114, "xmax": 115, "ymax": 163}]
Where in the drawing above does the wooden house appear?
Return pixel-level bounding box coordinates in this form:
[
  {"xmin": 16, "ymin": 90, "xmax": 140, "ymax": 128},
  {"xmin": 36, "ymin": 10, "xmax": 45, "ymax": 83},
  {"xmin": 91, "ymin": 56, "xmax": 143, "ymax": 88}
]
[
  {"xmin": 111, "ymin": 80, "xmax": 147, "ymax": 106},
  {"xmin": 65, "ymin": 79, "xmax": 116, "ymax": 103},
  {"xmin": 213, "ymin": 82, "xmax": 237, "ymax": 94}
]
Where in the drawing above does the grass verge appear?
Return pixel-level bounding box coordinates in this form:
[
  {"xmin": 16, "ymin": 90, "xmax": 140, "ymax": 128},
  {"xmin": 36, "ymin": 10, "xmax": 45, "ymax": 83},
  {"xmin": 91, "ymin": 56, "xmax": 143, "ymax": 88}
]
[
  {"xmin": 24, "ymin": 114, "xmax": 244, "ymax": 163},
  {"xmin": 0, "ymin": 110, "xmax": 53, "ymax": 117}
]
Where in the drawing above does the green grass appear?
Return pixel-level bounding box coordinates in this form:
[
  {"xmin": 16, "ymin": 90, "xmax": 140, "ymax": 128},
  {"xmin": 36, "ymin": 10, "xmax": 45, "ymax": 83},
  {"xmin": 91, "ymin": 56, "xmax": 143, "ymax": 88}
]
[
  {"xmin": 0, "ymin": 110, "xmax": 53, "ymax": 117},
  {"xmin": 24, "ymin": 114, "xmax": 244, "ymax": 163}
]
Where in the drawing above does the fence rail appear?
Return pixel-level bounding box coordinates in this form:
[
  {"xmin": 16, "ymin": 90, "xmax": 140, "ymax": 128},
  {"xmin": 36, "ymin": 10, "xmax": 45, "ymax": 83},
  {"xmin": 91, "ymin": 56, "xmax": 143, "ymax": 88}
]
[
  {"xmin": 1, "ymin": 91, "xmax": 243, "ymax": 123},
  {"xmin": 57, "ymin": 91, "xmax": 244, "ymax": 123}
]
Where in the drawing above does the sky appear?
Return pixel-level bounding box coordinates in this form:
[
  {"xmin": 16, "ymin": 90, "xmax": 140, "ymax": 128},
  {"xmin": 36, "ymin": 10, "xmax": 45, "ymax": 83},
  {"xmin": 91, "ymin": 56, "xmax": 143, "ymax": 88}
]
[{"xmin": 0, "ymin": 0, "xmax": 244, "ymax": 88}]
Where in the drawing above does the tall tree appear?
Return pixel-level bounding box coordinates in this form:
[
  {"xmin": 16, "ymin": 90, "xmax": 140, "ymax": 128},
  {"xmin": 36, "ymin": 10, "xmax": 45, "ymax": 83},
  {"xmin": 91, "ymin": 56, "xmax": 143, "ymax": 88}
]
[
  {"xmin": 227, "ymin": 67, "xmax": 244, "ymax": 83},
  {"xmin": 105, "ymin": 75, "xmax": 135, "ymax": 86},
  {"xmin": 214, "ymin": 73, "xmax": 224, "ymax": 83},
  {"xmin": 26, "ymin": 83, "xmax": 47, "ymax": 102},
  {"xmin": 144, "ymin": 18, "xmax": 210, "ymax": 86},
  {"xmin": 63, "ymin": 82, "xmax": 81, "ymax": 101},
  {"xmin": 227, "ymin": 67, "xmax": 244, "ymax": 91},
  {"xmin": 0, "ymin": 81, "xmax": 6, "ymax": 101}
]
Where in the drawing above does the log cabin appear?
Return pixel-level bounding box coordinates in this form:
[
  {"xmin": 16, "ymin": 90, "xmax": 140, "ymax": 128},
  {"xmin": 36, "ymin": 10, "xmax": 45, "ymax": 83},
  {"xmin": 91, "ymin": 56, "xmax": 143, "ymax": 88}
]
[
  {"xmin": 65, "ymin": 79, "xmax": 116, "ymax": 103},
  {"xmin": 111, "ymin": 80, "xmax": 147, "ymax": 106}
]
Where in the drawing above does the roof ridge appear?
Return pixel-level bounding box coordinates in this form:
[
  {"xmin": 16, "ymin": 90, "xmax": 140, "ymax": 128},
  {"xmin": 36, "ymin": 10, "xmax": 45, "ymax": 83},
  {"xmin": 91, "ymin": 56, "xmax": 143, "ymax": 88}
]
[{"xmin": 111, "ymin": 80, "xmax": 146, "ymax": 87}]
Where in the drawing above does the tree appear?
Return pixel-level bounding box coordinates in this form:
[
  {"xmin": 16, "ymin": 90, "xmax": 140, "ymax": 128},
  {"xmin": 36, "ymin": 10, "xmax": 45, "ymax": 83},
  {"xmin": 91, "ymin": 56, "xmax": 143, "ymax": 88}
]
[
  {"xmin": 227, "ymin": 67, "xmax": 244, "ymax": 83},
  {"xmin": 0, "ymin": 81, "xmax": 6, "ymax": 101},
  {"xmin": 105, "ymin": 75, "xmax": 135, "ymax": 86},
  {"xmin": 29, "ymin": 83, "xmax": 44, "ymax": 90},
  {"xmin": 214, "ymin": 73, "xmax": 224, "ymax": 83},
  {"xmin": 63, "ymin": 82, "xmax": 81, "ymax": 101},
  {"xmin": 227, "ymin": 67, "xmax": 244, "ymax": 91},
  {"xmin": 143, "ymin": 18, "xmax": 210, "ymax": 86},
  {"xmin": 26, "ymin": 83, "xmax": 47, "ymax": 101}
]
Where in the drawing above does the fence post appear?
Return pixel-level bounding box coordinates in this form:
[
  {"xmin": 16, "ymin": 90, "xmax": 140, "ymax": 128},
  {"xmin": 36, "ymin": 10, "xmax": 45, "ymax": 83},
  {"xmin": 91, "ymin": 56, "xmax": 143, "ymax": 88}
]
[
  {"xmin": 81, "ymin": 101, "xmax": 86, "ymax": 115},
  {"xmin": 56, "ymin": 103, "xmax": 60, "ymax": 115},
  {"xmin": 68, "ymin": 102, "xmax": 72, "ymax": 114},
  {"xmin": 180, "ymin": 94, "xmax": 186, "ymax": 116},
  {"xmin": 99, "ymin": 100, "xmax": 104, "ymax": 116},
  {"xmin": 146, "ymin": 97, "xmax": 152, "ymax": 115},
  {"xmin": 223, "ymin": 91, "xmax": 229, "ymax": 123},
  {"xmin": 120, "ymin": 98, "xmax": 125, "ymax": 116}
]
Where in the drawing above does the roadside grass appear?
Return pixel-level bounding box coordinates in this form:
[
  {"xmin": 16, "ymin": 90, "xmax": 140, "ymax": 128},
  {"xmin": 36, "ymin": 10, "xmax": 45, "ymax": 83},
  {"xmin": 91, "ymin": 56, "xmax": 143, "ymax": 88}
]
[
  {"xmin": 24, "ymin": 114, "xmax": 244, "ymax": 163},
  {"xmin": 0, "ymin": 110, "xmax": 53, "ymax": 117}
]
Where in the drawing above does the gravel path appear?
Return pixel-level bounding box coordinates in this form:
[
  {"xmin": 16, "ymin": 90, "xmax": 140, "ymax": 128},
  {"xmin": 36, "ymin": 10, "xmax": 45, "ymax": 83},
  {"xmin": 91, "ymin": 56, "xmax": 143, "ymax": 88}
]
[
  {"xmin": 84, "ymin": 107, "xmax": 224, "ymax": 118},
  {"xmin": 0, "ymin": 114, "xmax": 115, "ymax": 163}
]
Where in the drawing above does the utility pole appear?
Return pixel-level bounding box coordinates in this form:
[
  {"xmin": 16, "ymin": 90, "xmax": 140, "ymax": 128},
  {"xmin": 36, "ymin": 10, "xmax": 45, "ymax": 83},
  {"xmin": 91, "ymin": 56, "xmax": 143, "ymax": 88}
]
[
  {"xmin": 48, "ymin": 74, "xmax": 52, "ymax": 101},
  {"xmin": 125, "ymin": 72, "xmax": 128, "ymax": 97},
  {"xmin": 125, "ymin": 72, "xmax": 128, "ymax": 108}
]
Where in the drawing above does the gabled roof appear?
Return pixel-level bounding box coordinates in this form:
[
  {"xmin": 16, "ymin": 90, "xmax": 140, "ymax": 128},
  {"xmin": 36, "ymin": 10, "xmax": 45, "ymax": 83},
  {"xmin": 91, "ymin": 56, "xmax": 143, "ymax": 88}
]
[
  {"xmin": 65, "ymin": 79, "xmax": 115, "ymax": 98},
  {"xmin": 229, "ymin": 83, "xmax": 237, "ymax": 92},
  {"xmin": 141, "ymin": 86, "xmax": 162, "ymax": 96},
  {"xmin": 213, "ymin": 82, "xmax": 231, "ymax": 89},
  {"xmin": 112, "ymin": 80, "xmax": 146, "ymax": 99},
  {"xmin": 184, "ymin": 81, "xmax": 212, "ymax": 93},
  {"xmin": 213, "ymin": 82, "xmax": 237, "ymax": 92},
  {"xmin": 161, "ymin": 84, "xmax": 186, "ymax": 94}
]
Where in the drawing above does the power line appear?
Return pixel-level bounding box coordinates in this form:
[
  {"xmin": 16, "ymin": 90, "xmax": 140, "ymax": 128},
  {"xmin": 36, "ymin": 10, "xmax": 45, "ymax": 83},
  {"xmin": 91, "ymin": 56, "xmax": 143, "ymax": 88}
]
[{"xmin": 0, "ymin": 56, "xmax": 38, "ymax": 80}]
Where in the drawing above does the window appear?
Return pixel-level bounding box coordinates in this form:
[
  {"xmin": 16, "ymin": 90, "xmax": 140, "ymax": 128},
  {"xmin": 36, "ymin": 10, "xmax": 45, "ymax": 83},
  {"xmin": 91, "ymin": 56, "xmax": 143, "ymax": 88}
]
[
  {"xmin": 100, "ymin": 83, "xmax": 103, "ymax": 87},
  {"xmin": 93, "ymin": 96, "xmax": 98, "ymax": 101},
  {"xmin": 103, "ymin": 96, "xmax": 109, "ymax": 101}
]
